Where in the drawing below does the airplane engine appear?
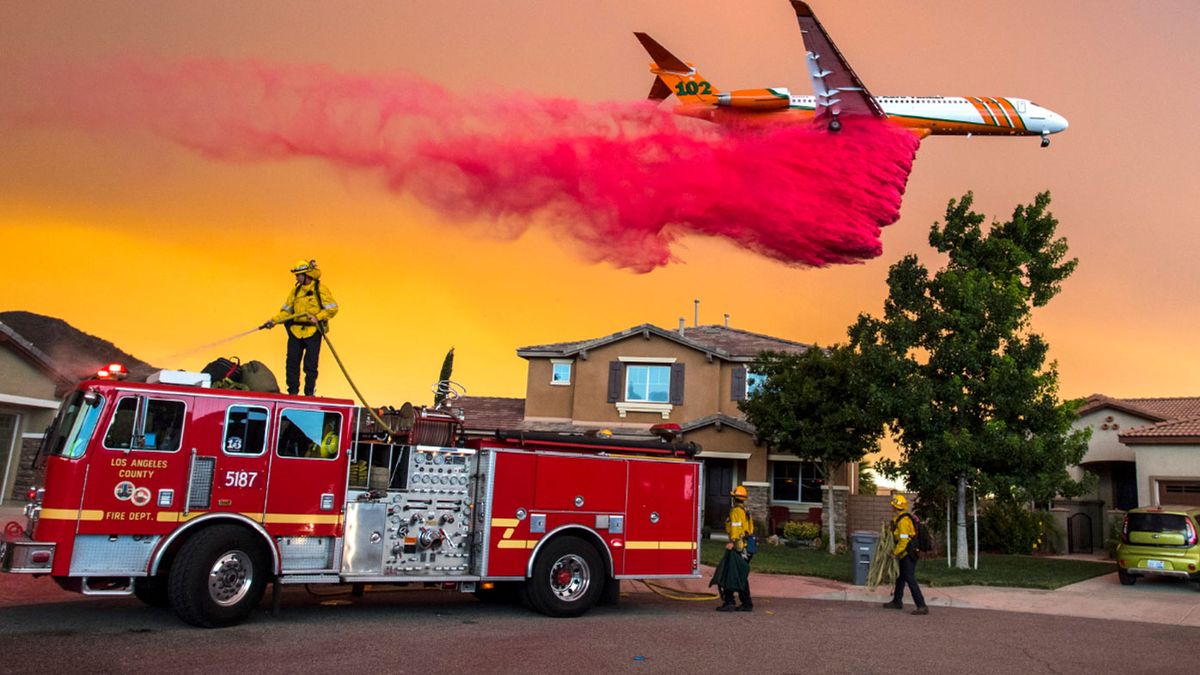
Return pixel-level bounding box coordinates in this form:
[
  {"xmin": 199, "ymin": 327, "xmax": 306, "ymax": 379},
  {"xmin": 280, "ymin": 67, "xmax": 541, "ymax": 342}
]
[{"xmin": 716, "ymin": 88, "xmax": 791, "ymax": 111}]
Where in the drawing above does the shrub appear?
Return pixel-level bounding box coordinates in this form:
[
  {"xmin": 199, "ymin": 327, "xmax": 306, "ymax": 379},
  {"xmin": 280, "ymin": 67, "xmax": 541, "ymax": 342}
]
[
  {"xmin": 783, "ymin": 521, "xmax": 820, "ymax": 541},
  {"xmin": 978, "ymin": 500, "xmax": 1060, "ymax": 554}
]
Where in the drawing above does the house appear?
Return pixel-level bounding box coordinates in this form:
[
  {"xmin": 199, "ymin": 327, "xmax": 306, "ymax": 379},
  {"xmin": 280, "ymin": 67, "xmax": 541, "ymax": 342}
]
[
  {"xmin": 461, "ymin": 322, "xmax": 859, "ymax": 537},
  {"xmin": 1063, "ymin": 394, "xmax": 1200, "ymax": 553},
  {"xmin": 0, "ymin": 320, "xmax": 73, "ymax": 504}
]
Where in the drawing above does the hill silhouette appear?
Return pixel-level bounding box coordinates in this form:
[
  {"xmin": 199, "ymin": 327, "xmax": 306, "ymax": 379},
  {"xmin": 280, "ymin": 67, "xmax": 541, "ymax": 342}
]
[{"xmin": 0, "ymin": 310, "xmax": 158, "ymax": 382}]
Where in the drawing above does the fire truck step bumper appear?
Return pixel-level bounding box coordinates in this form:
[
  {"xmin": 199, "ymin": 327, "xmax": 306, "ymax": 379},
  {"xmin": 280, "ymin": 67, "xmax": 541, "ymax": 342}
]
[
  {"xmin": 0, "ymin": 537, "xmax": 55, "ymax": 573},
  {"xmin": 81, "ymin": 577, "xmax": 134, "ymax": 596}
]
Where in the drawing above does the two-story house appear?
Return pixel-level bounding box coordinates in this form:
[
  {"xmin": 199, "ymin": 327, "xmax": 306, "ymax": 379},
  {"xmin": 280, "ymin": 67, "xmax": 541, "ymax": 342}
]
[{"xmin": 461, "ymin": 323, "xmax": 857, "ymax": 533}]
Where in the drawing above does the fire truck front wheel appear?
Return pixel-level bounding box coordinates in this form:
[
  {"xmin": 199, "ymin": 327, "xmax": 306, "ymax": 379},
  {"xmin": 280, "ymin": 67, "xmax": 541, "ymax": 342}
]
[
  {"xmin": 168, "ymin": 525, "xmax": 269, "ymax": 628},
  {"xmin": 526, "ymin": 536, "xmax": 604, "ymax": 618}
]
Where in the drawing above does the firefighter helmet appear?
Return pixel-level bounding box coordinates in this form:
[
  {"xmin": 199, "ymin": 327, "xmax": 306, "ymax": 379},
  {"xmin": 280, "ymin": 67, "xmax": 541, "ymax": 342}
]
[
  {"xmin": 290, "ymin": 259, "xmax": 317, "ymax": 274},
  {"xmin": 890, "ymin": 494, "xmax": 908, "ymax": 511},
  {"xmin": 730, "ymin": 485, "xmax": 748, "ymax": 501}
]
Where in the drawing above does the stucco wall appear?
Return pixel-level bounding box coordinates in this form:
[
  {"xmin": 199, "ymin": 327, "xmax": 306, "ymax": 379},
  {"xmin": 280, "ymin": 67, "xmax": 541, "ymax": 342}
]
[
  {"xmin": 0, "ymin": 350, "xmax": 58, "ymax": 400},
  {"xmin": 1074, "ymin": 408, "xmax": 1151, "ymax": 464},
  {"xmin": 523, "ymin": 358, "xmax": 574, "ymax": 420},
  {"xmin": 1133, "ymin": 444, "xmax": 1200, "ymax": 507}
]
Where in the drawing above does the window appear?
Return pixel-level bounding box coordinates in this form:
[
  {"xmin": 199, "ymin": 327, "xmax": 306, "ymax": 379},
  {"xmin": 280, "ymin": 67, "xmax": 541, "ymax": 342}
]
[
  {"xmin": 625, "ymin": 364, "xmax": 671, "ymax": 403},
  {"xmin": 770, "ymin": 461, "xmax": 824, "ymax": 503},
  {"xmin": 745, "ymin": 371, "xmax": 767, "ymax": 397},
  {"xmin": 277, "ymin": 408, "xmax": 342, "ymax": 459},
  {"xmin": 45, "ymin": 391, "xmax": 105, "ymax": 459},
  {"xmin": 224, "ymin": 405, "xmax": 269, "ymax": 455},
  {"xmin": 103, "ymin": 397, "xmax": 185, "ymax": 452},
  {"xmin": 551, "ymin": 361, "xmax": 572, "ymax": 386}
]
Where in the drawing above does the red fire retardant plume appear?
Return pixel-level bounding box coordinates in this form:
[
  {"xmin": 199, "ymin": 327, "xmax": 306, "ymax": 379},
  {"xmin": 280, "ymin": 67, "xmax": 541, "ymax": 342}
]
[{"xmin": 8, "ymin": 60, "xmax": 920, "ymax": 272}]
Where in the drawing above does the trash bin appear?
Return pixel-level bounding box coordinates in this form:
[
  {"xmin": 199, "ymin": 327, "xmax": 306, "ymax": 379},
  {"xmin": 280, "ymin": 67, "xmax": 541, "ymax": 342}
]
[{"xmin": 851, "ymin": 530, "xmax": 879, "ymax": 586}]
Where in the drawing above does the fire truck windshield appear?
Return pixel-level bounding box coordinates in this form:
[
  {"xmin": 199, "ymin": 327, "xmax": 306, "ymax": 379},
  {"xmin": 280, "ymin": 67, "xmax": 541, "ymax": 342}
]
[{"xmin": 45, "ymin": 391, "xmax": 105, "ymax": 459}]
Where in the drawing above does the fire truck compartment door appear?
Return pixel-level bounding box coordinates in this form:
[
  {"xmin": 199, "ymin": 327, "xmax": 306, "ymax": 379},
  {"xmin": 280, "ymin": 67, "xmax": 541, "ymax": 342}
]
[
  {"xmin": 533, "ymin": 455, "xmax": 627, "ymax": 513},
  {"xmin": 622, "ymin": 460, "xmax": 699, "ymax": 576},
  {"xmin": 342, "ymin": 502, "xmax": 386, "ymax": 575}
]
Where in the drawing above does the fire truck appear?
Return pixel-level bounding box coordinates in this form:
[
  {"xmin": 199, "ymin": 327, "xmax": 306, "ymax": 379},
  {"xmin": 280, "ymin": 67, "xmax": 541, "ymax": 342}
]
[{"xmin": 1, "ymin": 374, "xmax": 702, "ymax": 627}]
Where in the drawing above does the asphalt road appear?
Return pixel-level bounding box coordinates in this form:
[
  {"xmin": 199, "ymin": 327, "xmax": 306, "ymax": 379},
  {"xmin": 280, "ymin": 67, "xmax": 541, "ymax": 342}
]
[{"xmin": 0, "ymin": 584, "xmax": 1196, "ymax": 674}]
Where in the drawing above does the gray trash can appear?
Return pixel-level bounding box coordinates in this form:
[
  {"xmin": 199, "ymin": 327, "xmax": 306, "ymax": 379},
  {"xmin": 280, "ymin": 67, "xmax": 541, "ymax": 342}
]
[{"xmin": 851, "ymin": 530, "xmax": 880, "ymax": 586}]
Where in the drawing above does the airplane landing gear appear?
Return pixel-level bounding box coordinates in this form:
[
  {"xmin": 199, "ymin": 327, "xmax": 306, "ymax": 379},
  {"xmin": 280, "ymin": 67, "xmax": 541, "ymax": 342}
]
[{"xmin": 1040, "ymin": 133, "xmax": 1050, "ymax": 148}]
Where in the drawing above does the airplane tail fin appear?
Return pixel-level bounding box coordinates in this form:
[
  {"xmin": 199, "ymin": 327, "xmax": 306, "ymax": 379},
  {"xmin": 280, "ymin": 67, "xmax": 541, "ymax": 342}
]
[{"xmin": 634, "ymin": 32, "xmax": 719, "ymax": 105}]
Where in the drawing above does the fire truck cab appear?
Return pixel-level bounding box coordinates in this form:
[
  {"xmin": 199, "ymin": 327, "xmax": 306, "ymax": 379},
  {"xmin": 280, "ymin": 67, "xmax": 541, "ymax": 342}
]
[{"xmin": 2, "ymin": 378, "xmax": 702, "ymax": 627}]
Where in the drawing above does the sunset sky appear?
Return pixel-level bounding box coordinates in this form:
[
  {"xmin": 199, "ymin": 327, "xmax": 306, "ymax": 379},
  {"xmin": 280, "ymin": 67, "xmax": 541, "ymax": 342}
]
[{"xmin": 3, "ymin": 0, "xmax": 1198, "ymax": 410}]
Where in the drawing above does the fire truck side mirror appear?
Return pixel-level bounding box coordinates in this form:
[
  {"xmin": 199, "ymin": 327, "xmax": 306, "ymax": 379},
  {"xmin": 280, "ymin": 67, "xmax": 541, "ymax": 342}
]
[{"xmin": 83, "ymin": 391, "xmax": 101, "ymax": 407}]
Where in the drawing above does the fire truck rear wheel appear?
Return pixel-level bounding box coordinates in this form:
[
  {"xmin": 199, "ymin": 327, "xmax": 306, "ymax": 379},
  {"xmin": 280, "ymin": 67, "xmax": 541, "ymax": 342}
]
[
  {"xmin": 526, "ymin": 536, "xmax": 603, "ymax": 618},
  {"xmin": 168, "ymin": 525, "xmax": 269, "ymax": 628}
]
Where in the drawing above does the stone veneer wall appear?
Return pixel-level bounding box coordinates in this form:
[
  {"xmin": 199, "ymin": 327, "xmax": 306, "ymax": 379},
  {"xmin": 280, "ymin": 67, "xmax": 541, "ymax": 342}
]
[
  {"xmin": 743, "ymin": 483, "xmax": 770, "ymax": 531},
  {"xmin": 819, "ymin": 486, "xmax": 850, "ymax": 546},
  {"xmin": 9, "ymin": 437, "xmax": 44, "ymax": 504}
]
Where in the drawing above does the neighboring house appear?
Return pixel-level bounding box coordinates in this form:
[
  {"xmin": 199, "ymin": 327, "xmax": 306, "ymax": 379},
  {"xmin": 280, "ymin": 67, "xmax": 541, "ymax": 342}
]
[
  {"xmin": 501, "ymin": 322, "xmax": 856, "ymax": 533},
  {"xmin": 1072, "ymin": 394, "xmax": 1200, "ymax": 509},
  {"xmin": 1064, "ymin": 394, "xmax": 1200, "ymax": 553},
  {"xmin": 0, "ymin": 321, "xmax": 73, "ymax": 504}
]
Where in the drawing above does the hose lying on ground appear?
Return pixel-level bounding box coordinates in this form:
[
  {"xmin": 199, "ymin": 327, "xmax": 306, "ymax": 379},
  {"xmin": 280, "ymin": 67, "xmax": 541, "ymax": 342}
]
[{"xmin": 639, "ymin": 580, "xmax": 721, "ymax": 601}]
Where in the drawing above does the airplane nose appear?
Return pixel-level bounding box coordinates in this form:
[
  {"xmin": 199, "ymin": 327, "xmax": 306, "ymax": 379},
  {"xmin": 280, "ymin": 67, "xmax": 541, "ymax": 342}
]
[{"xmin": 1053, "ymin": 114, "xmax": 1069, "ymax": 133}]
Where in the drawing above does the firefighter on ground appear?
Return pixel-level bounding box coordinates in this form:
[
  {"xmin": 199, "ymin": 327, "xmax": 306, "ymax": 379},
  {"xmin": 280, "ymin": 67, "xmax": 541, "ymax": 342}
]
[
  {"xmin": 883, "ymin": 494, "xmax": 928, "ymax": 615},
  {"xmin": 262, "ymin": 259, "xmax": 338, "ymax": 396},
  {"xmin": 718, "ymin": 485, "xmax": 754, "ymax": 612}
]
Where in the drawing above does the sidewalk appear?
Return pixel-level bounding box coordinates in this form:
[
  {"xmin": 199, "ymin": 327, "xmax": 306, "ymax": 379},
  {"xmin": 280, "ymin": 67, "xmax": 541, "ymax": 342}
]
[{"xmin": 632, "ymin": 564, "xmax": 1200, "ymax": 627}]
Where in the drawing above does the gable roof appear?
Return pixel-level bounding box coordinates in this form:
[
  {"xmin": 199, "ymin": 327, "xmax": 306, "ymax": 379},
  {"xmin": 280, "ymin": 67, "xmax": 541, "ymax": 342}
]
[
  {"xmin": 1120, "ymin": 415, "xmax": 1200, "ymax": 444},
  {"xmin": 1077, "ymin": 393, "xmax": 1200, "ymax": 423},
  {"xmin": 679, "ymin": 413, "xmax": 757, "ymax": 436},
  {"xmin": 0, "ymin": 320, "xmax": 75, "ymax": 388},
  {"xmin": 517, "ymin": 323, "xmax": 811, "ymax": 363}
]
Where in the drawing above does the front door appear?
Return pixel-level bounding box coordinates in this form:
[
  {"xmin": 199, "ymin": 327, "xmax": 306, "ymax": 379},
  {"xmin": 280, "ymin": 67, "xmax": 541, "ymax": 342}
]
[
  {"xmin": 0, "ymin": 413, "xmax": 18, "ymax": 504},
  {"xmin": 704, "ymin": 459, "xmax": 733, "ymax": 531},
  {"xmin": 264, "ymin": 405, "xmax": 350, "ymax": 538}
]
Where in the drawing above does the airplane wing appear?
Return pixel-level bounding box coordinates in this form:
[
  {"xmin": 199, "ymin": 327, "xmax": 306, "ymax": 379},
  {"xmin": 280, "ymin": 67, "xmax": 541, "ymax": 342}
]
[{"xmin": 790, "ymin": 1, "xmax": 884, "ymax": 124}]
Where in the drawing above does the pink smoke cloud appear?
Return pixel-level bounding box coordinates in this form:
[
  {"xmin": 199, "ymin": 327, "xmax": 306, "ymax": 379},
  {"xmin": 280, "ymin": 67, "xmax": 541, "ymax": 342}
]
[{"xmin": 6, "ymin": 59, "xmax": 920, "ymax": 271}]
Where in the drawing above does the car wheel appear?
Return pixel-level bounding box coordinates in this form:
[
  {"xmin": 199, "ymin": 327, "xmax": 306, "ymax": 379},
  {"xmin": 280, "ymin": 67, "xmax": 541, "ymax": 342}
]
[
  {"xmin": 168, "ymin": 525, "xmax": 269, "ymax": 627},
  {"xmin": 1117, "ymin": 569, "xmax": 1136, "ymax": 586},
  {"xmin": 525, "ymin": 536, "xmax": 603, "ymax": 618}
]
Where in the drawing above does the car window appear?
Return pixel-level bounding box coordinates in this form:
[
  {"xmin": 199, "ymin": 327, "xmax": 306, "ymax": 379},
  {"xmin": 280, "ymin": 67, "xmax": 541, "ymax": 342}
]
[{"xmin": 1127, "ymin": 513, "xmax": 1189, "ymax": 534}]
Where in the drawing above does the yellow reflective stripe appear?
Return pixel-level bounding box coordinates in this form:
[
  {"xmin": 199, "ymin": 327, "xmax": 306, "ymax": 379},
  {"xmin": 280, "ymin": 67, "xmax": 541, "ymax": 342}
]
[
  {"xmin": 40, "ymin": 508, "xmax": 104, "ymax": 521},
  {"xmin": 491, "ymin": 518, "xmax": 520, "ymax": 527},
  {"xmin": 502, "ymin": 528, "xmax": 515, "ymax": 539},
  {"xmin": 264, "ymin": 513, "xmax": 341, "ymax": 525},
  {"xmin": 625, "ymin": 541, "xmax": 697, "ymax": 550},
  {"xmin": 497, "ymin": 539, "xmax": 538, "ymax": 549}
]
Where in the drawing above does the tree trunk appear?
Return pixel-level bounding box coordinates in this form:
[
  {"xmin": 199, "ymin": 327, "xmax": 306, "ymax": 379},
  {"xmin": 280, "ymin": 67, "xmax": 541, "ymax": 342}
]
[
  {"xmin": 955, "ymin": 474, "xmax": 969, "ymax": 569},
  {"xmin": 826, "ymin": 462, "xmax": 837, "ymax": 554}
]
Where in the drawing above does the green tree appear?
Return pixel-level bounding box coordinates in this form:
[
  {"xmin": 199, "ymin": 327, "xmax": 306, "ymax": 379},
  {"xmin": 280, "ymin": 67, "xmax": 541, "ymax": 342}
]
[
  {"xmin": 434, "ymin": 347, "xmax": 455, "ymax": 406},
  {"xmin": 850, "ymin": 192, "xmax": 1089, "ymax": 568},
  {"xmin": 739, "ymin": 345, "xmax": 887, "ymax": 553}
]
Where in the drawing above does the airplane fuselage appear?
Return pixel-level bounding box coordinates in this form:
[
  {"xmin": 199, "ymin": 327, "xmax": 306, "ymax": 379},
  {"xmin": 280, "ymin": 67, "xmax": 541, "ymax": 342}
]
[{"xmin": 678, "ymin": 90, "xmax": 1068, "ymax": 139}]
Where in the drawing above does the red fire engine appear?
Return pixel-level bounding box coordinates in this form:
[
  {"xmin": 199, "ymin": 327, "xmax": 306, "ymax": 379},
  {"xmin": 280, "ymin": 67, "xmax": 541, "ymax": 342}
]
[{"xmin": 1, "ymin": 375, "xmax": 702, "ymax": 627}]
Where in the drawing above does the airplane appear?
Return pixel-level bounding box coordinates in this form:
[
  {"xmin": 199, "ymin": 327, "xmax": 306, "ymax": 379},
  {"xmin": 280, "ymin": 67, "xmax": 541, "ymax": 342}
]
[{"xmin": 635, "ymin": 1, "xmax": 1068, "ymax": 147}]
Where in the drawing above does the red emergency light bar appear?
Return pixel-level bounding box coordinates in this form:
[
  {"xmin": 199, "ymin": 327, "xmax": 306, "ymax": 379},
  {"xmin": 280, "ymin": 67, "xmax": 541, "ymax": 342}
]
[{"xmin": 95, "ymin": 363, "xmax": 127, "ymax": 380}]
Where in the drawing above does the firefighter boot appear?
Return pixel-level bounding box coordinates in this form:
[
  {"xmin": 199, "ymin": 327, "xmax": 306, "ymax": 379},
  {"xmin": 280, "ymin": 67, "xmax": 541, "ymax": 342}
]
[{"xmin": 882, "ymin": 601, "xmax": 903, "ymax": 610}]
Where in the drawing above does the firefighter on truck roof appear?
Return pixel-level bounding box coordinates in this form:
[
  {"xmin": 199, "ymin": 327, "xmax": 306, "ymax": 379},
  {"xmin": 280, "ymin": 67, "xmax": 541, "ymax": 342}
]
[{"xmin": 261, "ymin": 259, "xmax": 338, "ymax": 396}]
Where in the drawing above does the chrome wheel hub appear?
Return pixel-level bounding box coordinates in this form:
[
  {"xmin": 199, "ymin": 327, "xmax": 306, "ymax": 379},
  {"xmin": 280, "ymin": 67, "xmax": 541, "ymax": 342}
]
[
  {"xmin": 548, "ymin": 554, "xmax": 590, "ymax": 602},
  {"xmin": 208, "ymin": 550, "xmax": 253, "ymax": 606}
]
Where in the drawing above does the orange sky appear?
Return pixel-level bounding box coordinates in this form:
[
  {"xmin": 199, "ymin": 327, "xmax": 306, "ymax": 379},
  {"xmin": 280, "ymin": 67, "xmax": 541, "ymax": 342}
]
[{"xmin": 2, "ymin": 0, "xmax": 1199, "ymax": 407}]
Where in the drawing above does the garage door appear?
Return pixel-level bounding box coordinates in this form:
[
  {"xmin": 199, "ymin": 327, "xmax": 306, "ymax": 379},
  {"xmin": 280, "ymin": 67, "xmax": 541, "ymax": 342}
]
[{"xmin": 1158, "ymin": 481, "xmax": 1200, "ymax": 507}]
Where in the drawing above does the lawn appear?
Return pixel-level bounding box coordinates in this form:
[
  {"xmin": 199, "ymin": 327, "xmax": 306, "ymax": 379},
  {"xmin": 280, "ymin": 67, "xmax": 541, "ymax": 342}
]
[{"xmin": 700, "ymin": 540, "xmax": 1115, "ymax": 589}]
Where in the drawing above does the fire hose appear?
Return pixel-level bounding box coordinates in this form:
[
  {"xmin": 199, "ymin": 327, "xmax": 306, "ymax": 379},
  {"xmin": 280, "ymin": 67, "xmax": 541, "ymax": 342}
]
[{"xmin": 258, "ymin": 315, "xmax": 401, "ymax": 437}]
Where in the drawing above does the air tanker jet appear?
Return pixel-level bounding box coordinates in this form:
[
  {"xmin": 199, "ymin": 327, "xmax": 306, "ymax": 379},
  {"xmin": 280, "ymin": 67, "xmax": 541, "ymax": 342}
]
[{"xmin": 637, "ymin": 1, "xmax": 1068, "ymax": 147}]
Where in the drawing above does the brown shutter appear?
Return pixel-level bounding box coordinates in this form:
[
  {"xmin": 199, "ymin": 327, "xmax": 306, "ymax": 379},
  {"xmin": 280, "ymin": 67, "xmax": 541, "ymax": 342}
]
[
  {"xmin": 669, "ymin": 363, "xmax": 685, "ymax": 405},
  {"xmin": 607, "ymin": 361, "xmax": 623, "ymax": 403},
  {"xmin": 731, "ymin": 366, "xmax": 747, "ymax": 401}
]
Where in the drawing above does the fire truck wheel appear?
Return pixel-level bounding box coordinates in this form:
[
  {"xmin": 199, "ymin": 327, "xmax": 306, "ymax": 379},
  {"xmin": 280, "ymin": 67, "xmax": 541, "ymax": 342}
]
[
  {"xmin": 526, "ymin": 536, "xmax": 604, "ymax": 618},
  {"xmin": 168, "ymin": 525, "xmax": 269, "ymax": 628},
  {"xmin": 133, "ymin": 574, "xmax": 171, "ymax": 608}
]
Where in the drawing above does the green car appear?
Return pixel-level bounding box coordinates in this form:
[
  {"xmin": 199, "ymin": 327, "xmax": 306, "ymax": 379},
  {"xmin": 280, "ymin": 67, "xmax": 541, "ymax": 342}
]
[{"xmin": 1115, "ymin": 506, "xmax": 1200, "ymax": 589}]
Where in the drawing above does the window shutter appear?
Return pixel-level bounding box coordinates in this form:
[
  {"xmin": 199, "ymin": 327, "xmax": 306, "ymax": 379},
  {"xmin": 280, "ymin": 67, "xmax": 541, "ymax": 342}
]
[
  {"xmin": 731, "ymin": 367, "xmax": 747, "ymax": 401},
  {"xmin": 607, "ymin": 361, "xmax": 622, "ymax": 403},
  {"xmin": 669, "ymin": 363, "xmax": 685, "ymax": 405}
]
